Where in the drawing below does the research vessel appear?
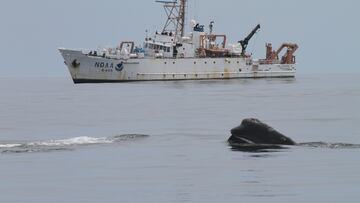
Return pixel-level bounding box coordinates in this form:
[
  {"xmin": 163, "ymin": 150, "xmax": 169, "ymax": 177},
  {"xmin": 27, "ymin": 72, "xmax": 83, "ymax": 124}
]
[{"xmin": 59, "ymin": 0, "xmax": 298, "ymax": 83}]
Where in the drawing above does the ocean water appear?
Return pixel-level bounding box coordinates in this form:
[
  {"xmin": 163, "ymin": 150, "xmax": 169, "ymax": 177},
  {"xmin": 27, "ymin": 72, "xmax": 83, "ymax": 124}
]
[{"xmin": 0, "ymin": 74, "xmax": 360, "ymax": 203}]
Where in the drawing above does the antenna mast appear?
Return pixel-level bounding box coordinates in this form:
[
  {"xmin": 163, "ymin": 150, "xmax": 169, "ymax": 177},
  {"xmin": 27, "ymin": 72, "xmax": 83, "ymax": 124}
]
[{"xmin": 156, "ymin": 0, "xmax": 187, "ymax": 39}]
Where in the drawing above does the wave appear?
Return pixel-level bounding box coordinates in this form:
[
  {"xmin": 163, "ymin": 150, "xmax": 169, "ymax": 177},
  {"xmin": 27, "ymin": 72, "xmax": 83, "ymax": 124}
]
[{"xmin": 0, "ymin": 134, "xmax": 149, "ymax": 154}]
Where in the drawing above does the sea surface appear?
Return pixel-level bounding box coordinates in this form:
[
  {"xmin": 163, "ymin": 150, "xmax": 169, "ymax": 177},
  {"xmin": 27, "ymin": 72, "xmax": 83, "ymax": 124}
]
[{"xmin": 0, "ymin": 74, "xmax": 360, "ymax": 203}]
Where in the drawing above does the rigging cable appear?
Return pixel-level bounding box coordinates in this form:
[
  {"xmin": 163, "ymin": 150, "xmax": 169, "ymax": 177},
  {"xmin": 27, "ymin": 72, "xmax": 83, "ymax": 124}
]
[{"xmin": 194, "ymin": 0, "xmax": 198, "ymax": 21}]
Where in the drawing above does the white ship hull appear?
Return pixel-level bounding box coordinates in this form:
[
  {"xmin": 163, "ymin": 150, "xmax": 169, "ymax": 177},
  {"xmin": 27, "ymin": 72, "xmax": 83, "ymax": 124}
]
[{"xmin": 59, "ymin": 49, "xmax": 296, "ymax": 83}]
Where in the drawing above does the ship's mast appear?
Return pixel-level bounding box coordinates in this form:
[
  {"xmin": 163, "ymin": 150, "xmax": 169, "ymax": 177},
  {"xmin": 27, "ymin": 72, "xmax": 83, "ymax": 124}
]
[
  {"xmin": 178, "ymin": 0, "xmax": 186, "ymax": 37},
  {"xmin": 156, "ymin": 0, "xmax": 187, "ymax": 40}
]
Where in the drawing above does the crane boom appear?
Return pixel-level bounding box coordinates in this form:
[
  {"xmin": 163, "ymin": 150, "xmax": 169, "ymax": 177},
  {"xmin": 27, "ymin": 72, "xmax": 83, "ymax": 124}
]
[{"xmin": 239, "ymin": 24, "xmax": 261, "ymax": 56}]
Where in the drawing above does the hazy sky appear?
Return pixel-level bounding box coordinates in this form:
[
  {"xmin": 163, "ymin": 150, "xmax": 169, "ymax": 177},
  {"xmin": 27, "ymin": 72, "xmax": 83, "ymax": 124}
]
[{"xmin": 1, "ymin": 0, "xmax": 359, "ymax": 77}]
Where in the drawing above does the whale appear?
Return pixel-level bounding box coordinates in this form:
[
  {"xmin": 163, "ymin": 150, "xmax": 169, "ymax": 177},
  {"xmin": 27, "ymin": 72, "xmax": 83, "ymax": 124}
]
[{"xmin": 228, "ymin": 118, "xmax": 296, "ymax": 151}]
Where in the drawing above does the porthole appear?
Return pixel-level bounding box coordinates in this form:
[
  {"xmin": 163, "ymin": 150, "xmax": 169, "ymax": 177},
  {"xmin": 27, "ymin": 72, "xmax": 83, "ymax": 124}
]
[
  {"xmin": 213, "ymin": 61, "xmax": 216, "ymax": 64},
  {"xmin": 194, "ymin": 61, "xmax": 197, "ymax": 64},
  {"xmin": 239, "ymin": 69, "xmax": 242, "ymax": 72},
  {"xmin": 205, "ymin": 61, "xmax": 207, "ymax": 64},
  {"xmin": 164, "ymin": 62, "xmax": 167, "ymax": 64},
  {"xmin": 237, "ymin": 61, "xmax": 240, "ymax": 64},
  {"xmin": 195, "ymin": 74, "xmax": 198, "ymax": 77},
  {"xmin": 173, "ymin": 62, "xmax": 176, "ymax": 64}
]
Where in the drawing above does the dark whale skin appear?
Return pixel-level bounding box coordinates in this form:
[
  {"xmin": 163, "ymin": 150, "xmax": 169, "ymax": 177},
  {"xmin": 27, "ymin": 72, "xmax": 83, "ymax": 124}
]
[{"xmin": 229, "ymin": 118, "xmax": 296, "ymax": 146}]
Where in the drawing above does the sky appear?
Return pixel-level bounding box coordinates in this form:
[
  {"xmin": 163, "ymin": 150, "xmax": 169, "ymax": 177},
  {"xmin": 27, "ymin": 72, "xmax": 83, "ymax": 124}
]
[{"xmin": 1, "ymin": 0, "xmax": 359, "ymax": 77}]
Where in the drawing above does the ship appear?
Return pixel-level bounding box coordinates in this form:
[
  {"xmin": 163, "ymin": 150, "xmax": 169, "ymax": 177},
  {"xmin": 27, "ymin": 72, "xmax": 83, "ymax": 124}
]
[{"xmin": 59, "ymin": 0, "xmax": 298, "ymax": 84}]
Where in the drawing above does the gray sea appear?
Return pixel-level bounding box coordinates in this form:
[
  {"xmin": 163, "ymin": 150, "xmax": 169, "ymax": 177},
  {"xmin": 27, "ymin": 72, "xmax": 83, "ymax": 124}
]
[{"xmin": 1, "ymin": 74, "xmax": 360, "ymax": 203}]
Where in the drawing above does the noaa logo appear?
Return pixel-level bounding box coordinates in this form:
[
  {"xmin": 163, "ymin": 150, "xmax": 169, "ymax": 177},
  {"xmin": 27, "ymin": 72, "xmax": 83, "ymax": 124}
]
[{"xmin": 115, "ymin": 62, "xmax": 124, "ymax": 72}]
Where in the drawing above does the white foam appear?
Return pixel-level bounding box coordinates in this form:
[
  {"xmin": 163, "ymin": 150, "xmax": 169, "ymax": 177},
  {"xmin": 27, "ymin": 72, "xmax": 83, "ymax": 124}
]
[
  {"xmin": 0, "ymin": 144, "xmax": 22, "ymax": 148},
  {"xmin": 1, "ymin": 135, "xmax": 148, "ymax": 152},
  {"xmin": 28, "ymin": 136, "xmax": 113, "ymax": 147}
]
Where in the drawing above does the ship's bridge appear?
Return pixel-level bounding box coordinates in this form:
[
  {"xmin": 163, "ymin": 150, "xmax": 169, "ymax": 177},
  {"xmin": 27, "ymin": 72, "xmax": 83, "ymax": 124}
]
[{"xmin": 144, "ymin": 33, "xmax": 174, "ymax": 58}]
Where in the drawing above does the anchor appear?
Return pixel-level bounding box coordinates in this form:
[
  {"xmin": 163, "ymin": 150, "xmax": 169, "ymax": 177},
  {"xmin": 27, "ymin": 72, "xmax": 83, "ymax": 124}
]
[{"xmin": 71, "ymin": 59, "xmax": 80, "ymax": 68}]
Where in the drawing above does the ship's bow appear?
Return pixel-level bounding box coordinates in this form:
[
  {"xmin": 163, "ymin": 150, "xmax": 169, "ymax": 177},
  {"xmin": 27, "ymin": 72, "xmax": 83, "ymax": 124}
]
[{"xmin": 58, "ymin": 48, "xmax": 86, "ymax": 83}]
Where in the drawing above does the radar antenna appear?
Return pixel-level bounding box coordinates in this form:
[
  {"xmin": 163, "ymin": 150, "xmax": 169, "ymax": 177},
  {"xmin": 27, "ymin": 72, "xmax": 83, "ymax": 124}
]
[{"xmin": 156, "ymin": 0, "xmax": 187, "ymax": 39}]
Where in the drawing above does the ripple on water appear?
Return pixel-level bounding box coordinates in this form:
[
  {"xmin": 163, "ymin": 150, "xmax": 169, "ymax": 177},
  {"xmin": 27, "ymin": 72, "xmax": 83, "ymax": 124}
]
[
  {"xmin": 298, "ymin": 142, "xmax": 360, "ymax": 149},
  {"xmin": 229, "ymin": 142, "xmax": 360, "ymax": 153}
]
